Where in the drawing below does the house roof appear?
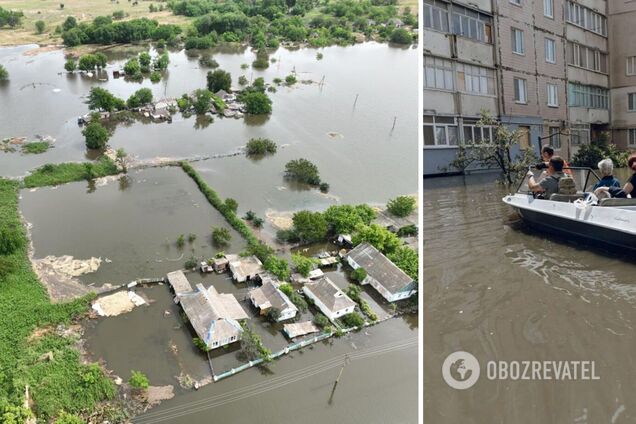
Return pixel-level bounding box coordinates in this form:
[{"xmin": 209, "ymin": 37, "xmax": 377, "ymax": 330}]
[
  {"xmin": 177, "ymin": 283, "xmax": 247, "ymax": 346},
  {"xmin": 284, "ymin": 321, "xmax": 319, "ymax": 338},
  {"xmin": 250, "ymin": 281, "xmax": 297, "ymax": 312},
  {"xmin": 166, "ymin": 270, "xmax": 192, "ymax": 294},
  {"xmin": 304, "ymin": 277, "xmax": 355, "ymax": 313},
  {"xmin": 229, "ymin": 256, "xmax": 264, "ymax": 280},
  {"xmin": 346, "ymin": 243, "xmax": 414, "ymax": 294}
]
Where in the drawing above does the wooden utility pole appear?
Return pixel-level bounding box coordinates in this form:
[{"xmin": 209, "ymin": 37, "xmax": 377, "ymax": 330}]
[
  {"xmin": 328, "ymin": 354, "xmax": 349, "ymax": 404},
  {"xmin": 353, "ymin": 94, "xmax": 359, "ymax": 108},
  {"xmin": 391, "ymin": 116, "xmax": 397, "ymax": 132}
]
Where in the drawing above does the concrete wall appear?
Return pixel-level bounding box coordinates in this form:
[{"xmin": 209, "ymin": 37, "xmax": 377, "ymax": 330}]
[
  {"xmin": 565, "ymin": 25, "xmax": 607, "ymax": 52},
  {"xmin": 608, "ymin": 2, "xmax": 636, "ymax": 132},
  {"xmin": 457, "ymin": 37, "xmax": 495, "ymax": 67},
  {"xmin": 455, "ymin": 0, "xmax": 492, "ymax": 14},
  {"xmin": 423, "ymin": 90, "xmax": 456, "ymax": 115},
  {"xmin": 569, "ymin": 107, "xmax": 609, "ymax": 123},
  {"xmin": 610, "ymin": 86, "xmax": 636, "ymax": 127},
  {"xmin": 567, "ymin": 66, "xmax": 608, "ymax": 86},
  {"xmin": 423, "ymin": 30, "xmax": 452, "ymax": 58}
]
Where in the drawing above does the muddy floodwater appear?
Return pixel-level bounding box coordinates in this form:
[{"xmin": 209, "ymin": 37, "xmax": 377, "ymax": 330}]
[
  {"xmin": 1, "ymin": 41, "xmax": 418, "ymax": 423},
  {"xmin": 424, "ymin": 169, "xmax": 636, "ymax": 423}
]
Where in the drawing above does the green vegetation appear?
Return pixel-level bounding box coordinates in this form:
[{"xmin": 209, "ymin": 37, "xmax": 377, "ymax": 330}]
[
  {"xmin": 242, "ymin": 91, "xmax": 272, "ymax": 115},
  {"xmin": 83, "ymin": 122, "xmax": 110, "ymax": 150},
  {"xmin": 397, "ymin": 224, "xmax": 417, "ymax": 237},
  {"xmin": 64, "ymin": 58, "xmax": 77, "ymax": 72},
  {"xmin": 112, "ymin": 10, "xmax": 126, "ymax": 20},
  {"xmin": 0, "ymin": 6, "xmax": 23, "ymax": 28},
  {"xmin": 224, "ymin": 198, "xmax": 238, "ymax": 213},
  {"xmin": 22, "ymin": 142, "xmax": 50, "ymax": 154},
  {"xmin": 285, "ymin": 159, "xmax": 321, "ymax": 186},
  {"xmin": 387, "ymin": 195, "xmax": 416, "ymax": 217},
  {"xmin": 35, "ymin": 20, "xmax": 46, "ymax": 34},
  {"xmin": 389, "ymin": 28, "xmax": 412, "ymax": 44},
  {"xmin": 193, "ymin": 337, "xmax": 210, "ymax": 352},
  {"xmin": 62, "ymin": 16, "xmax": 181, "ymax": 47},
  {"xmin": 0, "ymin": 180, "xmax": 115, "ymax": 421},
  {"xmin": 353, "ymin": 224, "xmax": 401, "ymax": 254},
  {"xmin": 150, "ymin": 71, "xmax": 161, "ymax": 83},
  {"xmin": 199, "ymin": 56, "xmax": 219, "ymax": 68},
  {"xmin": 126, "ymin": 88, "xmax": 154, "ymax": 109},
  {"xmin": 87, "ymin": 87, "xmax": 125, "ymax": 112},
  {"xmin": 115, "ymin": 148, "xmax": 128, "ymax": 172},
  {"xmin": 207, "ymin": 69, "xmax": 232, "ymax": 93},
  {"xmin": 128, "ymin": 370, "xmax": 149, "ymax": 390},
  {"xmin": 212, "ymin": 227, "xmax": 231, "ymax": 246},
  {"xmin": 341, "ymin": 311, "xmax": 365, "ymax": 328},
  {"xmin": 0, "ymin": 64, "xmax": 7, "ymax": 81},
  {"xmin": 387, "ymin": 245, "xmax": 418, "ymax": 281},
  {"xmin": 572, "ymin": 132, "xmax": 629, "ymax": 168},
  {"xmin": 55, "ymin": 411, "xmax": 85, "ymax": 424},
  {"xmin": 278, "ymin": 283, "xmax": 293, "ymax": 297},
  {"xmin": 240, "ymin": 322, "xmax": 272, "ymax": 362},
  {"xmin": 285, "ymin": 74, "xmax": 297, "ymax": 85},
  {"xmin": 24, "ymin": 157, "xmax": 118, "ymax": 188},
  {"xmin": 190, "ymin": 89, "xmax": 212, "ymax": 114},
  {"xmin": 184, "ymin": 255, "xmax": 198, "ymax": 269},
  {"xmin": 313, "ymin": 313, "xmax": 329, "ymax": 328},
  {"xmin": 265, "ymin": 307, "xmax": 281, "ymax": 323},
  {"xmin": 176, "ymin": 234, "xmax": 186, "ymax": 248},
  {"xmin": 188, "ymin": 233, "xmax": 197, "ymax": 243},
  {"xmin": 323, "ymin": 204, "xmax": 376, "ymax": 234},
  {"xmin": 346, "ymin": 285, "xmax": 377, "ymax": 321},
  {"xmin": 289, "ymin": 292, "xmax": 308, "ymax": 313},
  {"xmin": 264, "ymin": 256, "xmax": 290, "ymax": 281},
  {"xmin": 292, "ymin": 211, "xmax": 328, "ymax": 243},
  {"xmin": 245, "ymin": 138, "xmax": 277, "ymax": 156},
  {"xmin": 291, "ymin": 254, "xmax": 318, "ymax": 277},
  {"xmin": 78, "ymin": 53, "xmax": 108, "ymax": 71},
  {"xmin": 252, "ymin": 49, "xmax": 269, "ymax": 69},
  {"xmin": 350, "ymin": 267, "xmax": 367, "ymax": 283}
]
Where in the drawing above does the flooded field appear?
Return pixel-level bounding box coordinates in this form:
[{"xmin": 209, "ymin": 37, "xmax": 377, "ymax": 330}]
[
  {"xmin": 424, "ymin": 169, "xmax": 636, "ymax": 423},
  {"xmin": 1, "ymin": 40, "xmax": 418, "ymax": 423}
]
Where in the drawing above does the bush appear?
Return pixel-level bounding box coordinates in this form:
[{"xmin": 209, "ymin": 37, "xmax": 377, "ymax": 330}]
[
  {"xmin": 123, "ymin": 58, "xmax": 141, "ymax": 76},
  {"xmin": 126, "ymin": 88, "xmax": 153, "ymax": 108},
  {"xmin": 276, "ymin": 228, "xmax": 300, "ymax": 243},
  {"xmin": 292, "ymin": 210, "xmax": 328, "ymax": 242},
  {"xmin": 22, "ymin": 142, "xmax": 49, "ymax": 154},
  {"xmin": 245, "ymin": 138, "xmax": 277, "ymax": 156},
  {"xmin": 200, "ymin": 56, "xmax": 219, "ymax": 68},
  {"xmin": 252, "ymin": 49, "xmax": 269, "ymax": 69},
  {"xmin": 150, "ymin": 71, "xmax": 161, "ymax": 83},
  {"xmin": 193, "ymin": 89, "xmax": 213, "ymax": 114},
  {"xmin": 0, "ymin": 64, "xmax": 8, "ymax": 81},
  {"xmin": 289, "ymin": 292, "xmax": 308, "ymax": 312},
  {"xmin": 346, "ymin": 284, "xmax": 362, "ymax": 302},
  {"xmin": 397, "ymin": 224, "xmax": 418, "ymax": 237},
  {"xmin": 319, "ymin": 182, "xmax": 330, "ymax": 193},
  {"xmin": 285, "ymin": 159, "xmax": 321, "ymax": 185},
  {"xmin": 265, "ymin": 307, "xmax": 281, "ymax": 323},
  {"xmin": 252, "ymin": 217, "xmax": 264, "ymax": 228},
  {"xmin": 238, "ymin": 75, "xmax": 248, "ymax": 85},
  {"xmin": 193, "ymin": 337, "xmax": 210, "ymax": 352},
  {"xmin": 0, "ymin": 225, "xmax": 24, "ymax": 255},
  {"xmin": 242, "ymin": 91, "xmax": 272, "ymax": 114},
  {"xmin": 285, "ymin": 74, "xmax": 297, "ymax": 85},
  {"xmin": 207, "ymin": 69, "xmax": 232, "ymax": 93},
  {"xmin": 571, "ymin": 136, "xmax": 629, "ymax": 168},
  {"xmin": 387, "ymin": 195, "xmax": 416, "ymax": 217},
  {"xmin": 291, "ymin": 254, "xmax": 318, "ymax": 277},
  {"xmin": 35, "ymin": 20, "xmax": 46, "ymax": 34},
  {"xmin": 64, "ymin": 59, "xmax": 77, "ymax": 72},
  {"xmin": 313, "ymin": 313, "xmax": 329, "ymax": 328},
  {"xmin": 341, "ymin": 312, "xmax": 365, "ymax": 328},
  {"xmin": 350, "ymin": 268, "xmax": 367, "ymax": 283},
  {"xmin": 264, "ymin": 256, "xmax": 290, "ymax": 280},
  {"xmin": 112, "ymin": 10, "xmax": 125, "ymax": 20},
  {"xmin": 224, "ymin": 198, "xmax": 238, "ymax": 213},
  {"xmin": 212, "ymin": 227, "xmax": 231, "ymax": 246},
  {"xmin": 390, "ymin": 28, "xmax": 413, "ymax": 44},
  {"xmin": 278, "ymin": 283, "xmax": 293, "ymax": 296},
  {"xmin": 176, "ymin": 234, "xmax": 185, "ymax": 248},
  {"xmin": 55, "ymin": 411, "xmax": 83, "ymax": 424},
  {"xmin": 184, "ymin": 255, "xmax": 198, "ymax": 269},
  {"xmin": 82, "ymin": 122, "xmax": 110, "ymax": 150},
  {"xmin": 128, "ymin": 370, "xmax": 149, "ymax": 390}
]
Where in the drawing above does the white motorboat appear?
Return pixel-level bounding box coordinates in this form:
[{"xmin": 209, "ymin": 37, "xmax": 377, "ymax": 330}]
[{"xmin": 503, "ymin": 167, "xmax": 636, "ymax": 253}]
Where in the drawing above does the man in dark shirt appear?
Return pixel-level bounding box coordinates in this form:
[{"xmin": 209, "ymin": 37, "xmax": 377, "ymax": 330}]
[{"xmin": 527, "ymin": 156, "xmax": 566, "ymax": 199}]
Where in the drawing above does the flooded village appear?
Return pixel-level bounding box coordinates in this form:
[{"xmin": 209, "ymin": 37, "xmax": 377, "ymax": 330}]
[{"xmin": 0, "ymin": 2, "xmax": 419, "ymax": 422}]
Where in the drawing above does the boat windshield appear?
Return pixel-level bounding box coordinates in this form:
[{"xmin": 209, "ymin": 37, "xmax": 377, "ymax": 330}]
[{"xmin": 515, "ymin": 166, "xmax": 601, "ymax": 194}]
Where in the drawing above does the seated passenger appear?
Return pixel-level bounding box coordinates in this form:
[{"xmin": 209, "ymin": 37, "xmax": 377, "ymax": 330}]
[
  {"xmin": 592, "ymin": 158, "xmax": 621, "ymax": 190},
  {"xmin": 535, "ymin": 145, "xmax": 572, "ymax": 175},
  {"xmin": 527, "ymin": 156, "xmax": 566, "ymax": 199},
  {"xmin": 595, "ymin": 154, "xmax": 636, "ymax": 199}
]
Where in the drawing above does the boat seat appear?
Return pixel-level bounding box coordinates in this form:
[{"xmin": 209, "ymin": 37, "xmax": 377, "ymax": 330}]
[
  {"xmin": 599, "ymin": 198, "xmax": 636, "ymax": 207},
  {"xmin": 549, "ymin": 193, "xmax": 585, "ymax": 202}
]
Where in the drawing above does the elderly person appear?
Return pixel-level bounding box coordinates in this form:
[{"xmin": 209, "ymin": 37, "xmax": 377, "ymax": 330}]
[
  {"xmin": 527, "ymin": 156, "xmax": 565, "ymax": 199},
  {"xmin": 592, "ymin": 158, "xmax": 621, "ymax": 190}
]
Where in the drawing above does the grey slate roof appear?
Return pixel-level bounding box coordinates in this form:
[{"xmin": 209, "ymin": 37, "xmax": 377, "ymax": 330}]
[
  {"xmin": 304, "ymin": 277, "xmax": 355, "ymax": 312},
  {"xmin": 346, "ymin": 242, "xmax": 414, "ymax": 295},
  {"xmin": 250, "ymin": 281, "xmax": 297, "ymax": 312}
]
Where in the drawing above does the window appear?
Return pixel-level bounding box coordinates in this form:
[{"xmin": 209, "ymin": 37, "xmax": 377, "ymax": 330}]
[
  {"xmin": 456, "ymin": 63, "xmax": 495, "ymax": 95},
  {"xmin": 518, "ymin": 126, "xmax": 531, "ymax": 149},
  {"xmin": 627, "ymin": 56, "xmax": 636, "ymax": 76},
  {"xmin": 462, "ymin": 119, "xmax": 495, "ymax": 144},
  {"xmin": 544, "ymin": 0, "xmax": 553, "ymax": 18},
  {"xmin": 568, "ymin": 83, "xmax": 609, "ymax": 109},
  {"xmin": 571, "ymin": 125, "xmax": 590, "ymax": 146},
  {"xmin": 511, "ymin": 28, "xmax": 524, "ymax": 54},
  {"xmin": 629, "ymin": 129, "xmax": 636, "ymax": 147},
  {"xmin": 629, "ymin": 93, "xmax": 636, "ymax": 112},
  {"xmin": 567, "ymin": 42, "xmax": 607, "ymax": 73},
  {"xmin": 566, "ymin": 1, "xmax": 607, "ymax": 36},
  {"xmin": 423, "ymin": 0, "xmax": 449, "ymax": 32},
  {"xmin": 545, "ymin": 38, "xmax": 556, "ymax": 63},
  {"xmin": 423, "ymin": 56, "xmax": 454, "ymax": 90},
  {"xmin": 547, "ymin": 83, "xmax": 558, "ymax": 107},
  {"xmin": 549, "ymin": 127, "xmax": 561, "ymax": 149},
  {"xmin": 451, "ymin": 4, "xmax": 493, "ymax": 43},
  {"xmin": 510, "ymin": 0, "xmax": 521, "ymax": 5},
  {"xmin": 514, "ymin": 78, "xmax": 527, "ymax": 103},
  {"xmin": 423, "ymin": 116, "xmax": 459, "ymax": 147}
]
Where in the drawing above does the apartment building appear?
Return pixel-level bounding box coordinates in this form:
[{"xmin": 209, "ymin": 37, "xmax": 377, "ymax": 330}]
[
  {"xmin": 609, "ymin": 1, "xmax": 636, "ymax": 151},
  {"xmin": 424, "ymin": 0, "xmax": 613, "ymax": 176}
]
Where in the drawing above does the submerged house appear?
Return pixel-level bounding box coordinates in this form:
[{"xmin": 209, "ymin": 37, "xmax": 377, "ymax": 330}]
[
  {"xmin": 228, "ymin": 255, "xmax": 264, "ymax": 283},
  {"xmin": 303, "ymin": 277, "xmax": 356, "ymax": 321},
  {"xmin": 249, "ymin": 281, "xmax": 298, "ymax": 321},
  {"xmin": 177, "ymin": 283, "xmax": 249, "ymax": 350},
  {"xmin": 345, "ymin": 242, "xmax": 417, "ymax": 302}
]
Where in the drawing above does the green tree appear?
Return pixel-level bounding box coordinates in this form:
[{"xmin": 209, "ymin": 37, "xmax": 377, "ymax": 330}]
[
  {"xmin": 123, "ymin": 57, "xmax": 141, "ymax": 76},
  {"xmin": 62, "ymin": 16, "xmax": 77, "ymax": 31},
  {"xmin": 324, "ymin": 204, "xmax": 372, "ymax": 234},
  {"xmin": 87, "ymin": 87, "xmax": 125, "ymax": 111},
  {"xmin": 238, "ymin": 75, "xmax": 248, "ymax": 85},
  {"xmin": 64, "ymin": 58, "xmax": 77, "ymax": 72},
  {"xmin": 313, "ymin": 313, "xmax": 329, "ymax": 328},
  {"xmin": 352, "ymin": 224, "xmax": 401, "ymax": 255},
  {"xmin": 78, "ymin": 54, "xmax": 97, "ymax": 71},
  {"xmin": 390, "ymin": 28, "xmax": 412, "ymax": 44},
  {"xmin": 206, "ymin": 69, "xmax": 232, "ymax": 93},
  {"xmin": 35, "ymin": 20, "xmax": 46, "ymax": 34},
  {"xmin": 139, "ymin": 51, "xmax": 152, "ymax": 71},
  {"xmin": 212, "ymin": 227, "xmax": 231, "ymax": 246},
  {"xmin": 245, "ymin": 138, "xmax": 277, "ymax": 155},
  {"xmin": 387, "ymin": 195, "xmax": 416, "ymax": 217},
  {"xmin": 193, "ymin": 89, "xmax": 213, "ymax": 114},
  {"xmin": 292, "ymin": 210, "xmax": 328, "ymax": 242},
  {"xmin": 285, "ymin": 158, "xmax": 321, "ymax": 185},
  {"xmin": 346, "ymin": 284, "xmax": 362, "ymax": 302},
  {"xmin": 278, "ymin": 283, "xmax": 293, "ymax": 296},
  {"xmin": 252, "ymin": 49, "xmax": 269, "ymax": 69},
  {"xmin": 224, "ymin": 198, "xmax": 238, "ymax": 213},
  {"xmin": 126, "ymin": 88, "xmax": 153, "ymax": 108},
  {"xmin": 350, "ymin": 267, "xmax": 367, "ymax": 283},
  {"xmin": 150, "ymin": 71, "xmax": 161, "ymax": 83},
  {"xmin": 176, "ymin": 234, "xmax": 185, "ymax": 248},
  {"xmin": 265, "ymin": 307, "xmax": 281, "ymax": 322},
  {"xmin": 285, "ymin": 74, "xmax": 297, "ymax": 85},
  {"xmin": 342, "ymin": 311, "xmax": 365, "ymax": 328},
  {"xmin": 387, "ymin": 246, "xmax": 418, "ymax": 281},
  {"xmin": 289, "ymin": 292, "xmax": 308, "ymax": 312},
  {"xmin": 264, "ymin": 256, "xmax": 290, "ymax": 280},
  {"xmin": 291, "ymin": 253, "xmax": 318, "ymax": 277},
  {"xmin": 154, "ymin": 52, "xmax": 170, "ymax": 70},
  {"xmin": 82, "ymin": 122, "xmax": 110, "ymax": 150},
  {"xmin": 0, "ymin": 64, "xmax": 8, "ymax": 81},
  {"xmin": 128, "ymin": 370, "xmax": 149, "ymax": 390},
  {"xmin": 242, "ymin": 91, "xmax": 272, "ymax": 114},
  {"xmin": 116, "ymin": 148, "xmax": 127, "ymax": 172}
]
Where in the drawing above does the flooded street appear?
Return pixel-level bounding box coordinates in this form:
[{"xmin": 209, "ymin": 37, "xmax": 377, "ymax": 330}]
[
  {"xmin": 424, "ymin": 170, "xmax": 636, "ymax": 423},
  {"xmin": 1, "ymin": 41, "xmax": 418, "ymax": 423}
]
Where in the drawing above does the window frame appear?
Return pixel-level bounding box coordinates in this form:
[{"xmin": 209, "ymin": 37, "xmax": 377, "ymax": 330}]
[
  {"xmin": 423, "ymin": 116, "xmax": 460, "ymax": 148},
  {"xmin": 514, "ymin": 77, "xmax": 528, "ymax": 104},
  {"xmin": 629, "ymin": 93, "xmax": 636, "ymax": 112},
  {"xmin": 545, "ymin": 38, "xmax": 556, "ymax": 64},
  {"xmin": 547, "ymin": 83, "xmax": 558, "ymax": 107},
  {"xmin": 627, "ymin": 56, "xmax": 636, "ymax": 76},
  {"xmin": 544, "ymin": 0, "xmax": 554, "ymax": 18},
  {"xmin": 511, "ymin": 28, "xmax": 525, "ymax": 55}
]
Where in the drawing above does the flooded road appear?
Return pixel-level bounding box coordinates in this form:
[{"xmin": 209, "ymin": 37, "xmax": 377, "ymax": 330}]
[{"xmin": 424, "ymin": 170, "xmax": 636, "ymax": 423}]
